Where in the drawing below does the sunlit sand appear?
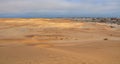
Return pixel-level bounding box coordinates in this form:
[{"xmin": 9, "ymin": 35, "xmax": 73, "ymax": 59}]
[{"xmin": 0, "ymin": 18, "xmax": 120, "ymax": 64}]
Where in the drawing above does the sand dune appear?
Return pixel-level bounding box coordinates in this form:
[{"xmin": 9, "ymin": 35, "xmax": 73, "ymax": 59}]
[{"xmin": 0, "ymin": 18, "xmax": 120, "ymax": 64}]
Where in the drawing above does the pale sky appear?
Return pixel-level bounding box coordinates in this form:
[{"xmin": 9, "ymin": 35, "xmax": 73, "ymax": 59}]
[{"xmin": 0, "ymin": 0, "xmax": 120, "ymax": 17}]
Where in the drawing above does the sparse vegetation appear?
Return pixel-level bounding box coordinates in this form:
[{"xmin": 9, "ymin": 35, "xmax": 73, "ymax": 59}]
[
  {"xmin": 104, "ymin": 38, "xmax": 108, "ymax": 40},
  {"xmin": 110, "ymin": 26, "xmax": 115, "ymax": 28}
]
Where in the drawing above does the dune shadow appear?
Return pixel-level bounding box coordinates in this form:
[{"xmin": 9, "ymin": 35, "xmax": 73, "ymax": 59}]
[
  {"xmin": 25, "ymin": 43, "xmax": 54, "ymax": 48},
  {"xmin": 0, "ymin": 45, "xmax": 5, "ymax": 47}
]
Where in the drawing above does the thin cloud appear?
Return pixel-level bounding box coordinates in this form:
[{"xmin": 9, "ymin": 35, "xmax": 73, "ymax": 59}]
[{"xmin": 0, "ymin": 0, "xmax": 120, "ymax": 17}]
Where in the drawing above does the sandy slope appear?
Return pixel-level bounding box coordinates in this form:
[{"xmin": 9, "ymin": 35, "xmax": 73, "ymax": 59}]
[{"xmin": 0, "ymin": 18, "xmax": 120, "ymax": 64}]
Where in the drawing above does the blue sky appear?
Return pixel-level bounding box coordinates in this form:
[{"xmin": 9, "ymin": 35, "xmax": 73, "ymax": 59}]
[{"xmin": 0, "ymin": 0, "xmax": 120, "ymax": 17}]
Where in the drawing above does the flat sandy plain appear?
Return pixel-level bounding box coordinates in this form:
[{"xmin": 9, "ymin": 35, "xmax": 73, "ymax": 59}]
[{"xmin": 0, "ymin": 18, "xmax": 120, "ymax": 64}]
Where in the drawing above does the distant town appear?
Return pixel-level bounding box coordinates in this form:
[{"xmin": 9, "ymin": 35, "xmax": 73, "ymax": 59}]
[{"xmin": 70, "ymin": 17, "xmax": 120, "ymax": 25}]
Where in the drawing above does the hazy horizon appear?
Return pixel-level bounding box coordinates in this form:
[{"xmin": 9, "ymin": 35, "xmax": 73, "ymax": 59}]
[{"xmin": 0, "ymin": 0, "xmax": 120, "ymax": 18}]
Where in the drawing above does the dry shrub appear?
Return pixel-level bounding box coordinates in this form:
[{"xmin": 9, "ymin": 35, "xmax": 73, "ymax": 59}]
[{"xmin": 104, "ymin": 38, "xmax": 108, "ymax": 40}]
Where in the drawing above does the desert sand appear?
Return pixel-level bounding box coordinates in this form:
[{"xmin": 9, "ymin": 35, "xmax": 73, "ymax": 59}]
[{"xmin": 0, "ymin": 18, "xmax": 120, "ymax": 64}]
